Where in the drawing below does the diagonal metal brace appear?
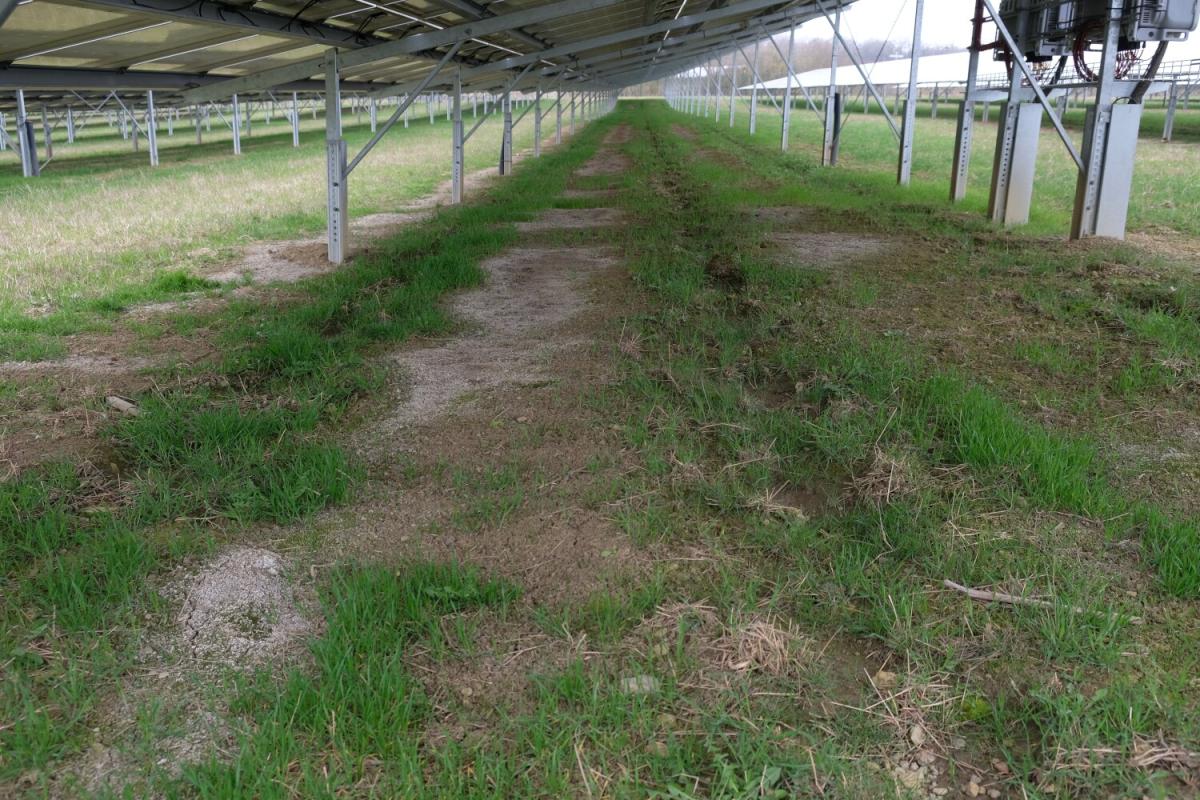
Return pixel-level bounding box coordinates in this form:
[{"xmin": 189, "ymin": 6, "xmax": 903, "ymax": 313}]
[
  {"xmin": 346, "ymin": 42, "xmax": 463, "ymax": 175},
  {"xmin": 463, "ymin": 61, "xmax": 537, "ymax": 143},
  {"xmin": 761, "ymin": 24, "xmax": 822, "ymax": 117},
  {"xmin": 734, "ymin": 43, "xmax": 783, "ymax": 114},
  {"xmin": 816, "ymin": 0, "xmax": 900, "ymax": 139},
  {"xmin": 980, "ymin": 0, "xmax": 1083, "ymax": 170},
  {"xmin": 109, "ymin": 92, "xmax": 148, "ymax": 137}
]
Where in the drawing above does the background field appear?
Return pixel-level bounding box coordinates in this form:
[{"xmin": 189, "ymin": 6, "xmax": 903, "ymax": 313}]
[{"xmin": 0, "ymin": 97, "xmax": 546, "ymax": 316}]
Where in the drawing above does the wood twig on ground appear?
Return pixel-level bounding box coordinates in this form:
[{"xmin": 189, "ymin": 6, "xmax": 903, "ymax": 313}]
[
  {"xmin": 105, "ymin": 395, "xmax": 140, "ymax": 416},
  {"xmin": 942, "ymin": 580, "xmax": 1141, "ymax": 624}
]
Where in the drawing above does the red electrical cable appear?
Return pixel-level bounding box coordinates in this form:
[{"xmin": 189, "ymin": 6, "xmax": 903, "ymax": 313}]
[{"xmin": 1073, "ymin": 19, "xmax": 1143, "ymax": 81}]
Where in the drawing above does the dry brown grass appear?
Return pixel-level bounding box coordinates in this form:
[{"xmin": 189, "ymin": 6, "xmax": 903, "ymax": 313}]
[
  {"xmin": 639, "ymin": 601, "xmax": 809, "ymax": 678},
  {"xmin": 846, "ymin": 446, "xmax": 916, "ymax": 508}
]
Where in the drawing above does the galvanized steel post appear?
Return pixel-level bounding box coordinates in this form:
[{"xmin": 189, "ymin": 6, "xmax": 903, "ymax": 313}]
[
  {"xmin": 822, "ymin": 7, "xmax": 840, "ymax": 166},
  {"xmin": 325, "ymin": 50, "xmax": 348, "ymax": 264},
  {"xmin": 1164, "ymin": 81, "xmax": 1179, "ymax": 141},
  {"xmin": 1070, "ymin": 0, "xmax": 1139, "ymax": 239},
  {"xmin": 951, "ymin": 0, "xmax": 983, "ymax": 202},
  {"xmin": 749, "ymin": 39, "xmax": 759, "ymax": 134},
  {"xmin": 292, "ymin": 92, "xmax": 300, "ymax": 147},
  {"xmin": 15, "ymin": 89, "xmax": 38, "ymax": 177},
  {"xmin": 452, "ymin": 69, "xmax": 464, "ymax": 203},
  {"xmin": 501, "ymin": 92, "xmax": 514, "ymax": 174},
  {"xmin": 781, "ymin": 25, "xmax": 795, "ymax": 150},
  {"xmin": 40, "ymin": 104, "xmax": 52, "ymax": 161},
  {"xmin": 896, "ymin": 0, "xmax": 924, "ymax": 185},
  {"xmin": 146, "ymin": 90, "xmax": 159, "ymax": 167},
  {"xmin": 556, "ymin": 87, "xmax": 563, "ymax": 144},
  {"xmin": 534, "ymin": 86, "xmax": 543, "ymax": 157},
  {"xmin": 728, "ymin": 52, "xmax": 738, "ymax": 126},
  {"xmin": 231, "ymin": 94, "xmax": 242, "ymax": 155}
]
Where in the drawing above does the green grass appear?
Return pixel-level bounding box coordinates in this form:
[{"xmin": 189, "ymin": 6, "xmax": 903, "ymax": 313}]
[
  {"xmin": 598, "ymin": 100, "xmax": 1199, "ymax": 797},
  {"xmin": 180, "ymin": 561, "xmax": 518, "ymax": 798},
  {"xmin": 0, "ymin": 106, "xmax": 609, "ymax": 794},
  {"xmin": 5, "ymin": 98, "xmax": 1200, "ymax": 799},
  {"xmin": 696, "ymin": 95, "xmax": 1200, "ymax": 237},
  {"xmin": 0, "ymin": 97, "xmax": 546, "ymax": 323}
]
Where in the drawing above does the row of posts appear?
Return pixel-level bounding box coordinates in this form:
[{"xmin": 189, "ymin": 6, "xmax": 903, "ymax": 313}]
[
  {"xmin": 663, "ymin": 1, "xmax": 926, "ymax": 185},
  {"xmin": 3, "ymin": 87, "xmax": 570, "ymax": 175},
  {"xmin": 321, "ymin": 53, "xmax": 617, "ymax": 262},
  {"xmin": 664, "ymin": 0, "xmax": 1171, "ymax": 241},
  {"xmin": 5, "ymin": 72, "xmax": 620, "ymax": 269},
  {"xmin": 664, "ymin": 64, "xmax": 1190, "ymax": 145}
]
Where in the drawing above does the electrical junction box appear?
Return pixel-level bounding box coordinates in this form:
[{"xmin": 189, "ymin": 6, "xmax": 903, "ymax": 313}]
[
  {"xmin": 998, "ymin": 0, "xmax": 1200, "ymax": 60},
  {"xmin": 998, "ymin": 0, "xmax": 1070, "ymax": 58},
  {"xmin": 1125, "ymin": 0, "xmax": 1200, "ymax": 41},
  {"xmin": 1075, "ymin": 0, "xmax": 1199, "ymax": 41}
]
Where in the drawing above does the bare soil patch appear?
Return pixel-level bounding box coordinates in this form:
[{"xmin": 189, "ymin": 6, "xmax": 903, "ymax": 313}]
[
  {"xmin": 0, "ymin": 409, "xmax": 111, "ymax": 481},
  {"xmin": 28, "ymin": 123, "xmax": 640, "ymax": 795},
  {"xmin": 0, "ymin": 158, "xmax": 539, "ymax": 478},
  {"xmin": 632, "ymin": 603, "xmax": 810, "ymax": 681},
  {"xmin": 747, "ymin": 206, "xmax": 821, "ymax": 228},
  {"xmin": 1127, "ymin": 227, "xmax": 1200, "ymax": 266},
  {"xmin": 207, "ymin": 240, "xmax": 330, "ymax": 285},
  {"xmin": 515, "ymin": 207, "xmax": 625, "ymax": 232},
  {"xmin": 603, "ymin": 124, "xmax": 634, "ymax": 145},
  {"xmin": 52, "ymin": 548, "xmax": 314, "ymax": 795},
  {"xmin": 0, "ymin": 371, "xmax": 136, "ymax": 478},
  {"xmin": 381, "ymin": 245, "xmax": 622, "ymax": 430},
  {"xmin": 670, "ymin": 124, "xmax": 699, "ymax": 142},
  {"xmin": 419, "ymin": 506, "xmax": 643, "ymax": 607},
  {"xmin": 0, "ymin": 330, "xmax": 216, "ymax": 474},
  {"xmin": 0, "ymin": 354, "xmax": 155, "ymax": 377},
  {"xmin": 55, "ymin": 704, "xmax": 230, "ymax": 799},
  {"xmin": 333, "ymin": 409, "xmax": 650, "ymax": 611},
  {"xmin": 400, "ymin": 167, "xmax": 501, "ymax": 210},
  {"xmin": 125, "ymin": 295, "xmax": 233, "ymax": 320},
  {"xmin": 207, "ymin": 211, "xmax": 434, "ymax": 285},
  {"xmin": 201, "ymin": 138, "xmax": 565, "ymax": 290},
  {"xmin": 768, "ymin": 232, "xmax": 894, "ymax": 268},
  {"xmin": 575, "ymin": 149, "xmax": 631, "ymax": 177},
  {"xmin": 191, "ymin": 154, "xmax": 540, "ymax": 293},
  {"xmin": 560, "ymin": 187, "xmax": 620, "ymax": 200},
  {"xmin": 168, "ymin": 547, "xmax": 313, "ymax": 669},
  {"xmin": 401, "ymin": 137, "xmax": 558, "ymax": 210},
  {"xmin": 150, "ymin": 143, "xmax": 558, "ymax": 307},
  {"xmin": 691, "ymin": 147, "xmax": 744, "ymax": 170},
  {"xmin": 409, "ymin": 611, "xmax": 589, "ymax": 736},
  {"xmin": 324, "ymin": 238, "xmax": 649, "ymax": 609},
  {"xmin": 350, "ymin": 210, "xmax": 432, "ymax": 234}
]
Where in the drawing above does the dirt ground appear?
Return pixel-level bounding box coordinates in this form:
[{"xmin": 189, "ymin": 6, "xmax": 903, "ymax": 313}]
[
  {"xmin": 42, "ymin": 122, "xmax": 649, "ymax": 793},
  {"xmin": 0, "ymin": 146, "xmax": 552, "ymax": 478},
  {"xmin": 340, "ymin": 125, "xmax": 646, "ymax": 606}
]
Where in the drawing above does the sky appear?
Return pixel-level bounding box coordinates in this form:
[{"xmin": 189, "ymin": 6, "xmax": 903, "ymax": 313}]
[{"xmin": 802, "ymin": 0, "xmax": 1200, "ymax": 61}]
